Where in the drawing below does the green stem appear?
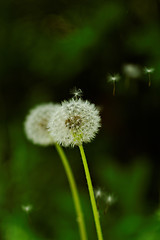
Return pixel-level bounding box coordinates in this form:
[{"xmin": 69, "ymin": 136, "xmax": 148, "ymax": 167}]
[
  {"xmin": 79, "ymin": 145, "xmax": 103, "ymax": 240},
  {"xmin": 55, "ymin": 143, "xmax": 87, "ymax": 240}
]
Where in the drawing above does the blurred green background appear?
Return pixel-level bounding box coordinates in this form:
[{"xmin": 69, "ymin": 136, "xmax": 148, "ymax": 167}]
[{"xmin": 1, "ymin": 0, "xmax": 160, "ymax": 239}]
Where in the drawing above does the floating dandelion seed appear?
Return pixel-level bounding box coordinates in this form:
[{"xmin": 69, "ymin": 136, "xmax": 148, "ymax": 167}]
[
  {"xmin": 70, "ymin": 87, "xmax": 83, "ymax": 99},
  {"xmin": 123, "ymin": 64, "xmax": 141, "ymax": 79},
  {"xmin": 95, "ymin": 188, "xmax": 116, "ymax": 215},
  {"xmin": 21, "ymin": 204, "xmax": 33, "ymax": 213},
  {"xmin": 123, "ymin": 64, "xmax": 141, "ymax": 88},
  {"xmin": 107, "ymin": 74, "xmax": 120, "ymax": 83},
  {"xmin": 95, "ymin": 188, "xmax": 103, "ymax": 199},
  {"xmin": 48, "ymin": 97, "xmax": 101, "ymax": 147},
  {"xmin": 144, "ymin": 67, "xmax": 155, "ymax": 74},
  {"xmin": 94, "ymin": 188, "xmax": 104, "ymax": 210},
  {"xmin": 24, "ymin": 103, "xmax": 60, "ymax": 146},
  {"xmin": 107, "ymin": 74, "xmax": 120, "ymax": 96},
  {"xmin": 104, "ymin": 193, "xmax": 116, "ymax": 214},
  {"xmin": 144, "ymin": 67, "xmax": 155, "ymax": 87},
  {"xmin": 105, "ymin": 194, "xmax": 116, "ymax": 206}
]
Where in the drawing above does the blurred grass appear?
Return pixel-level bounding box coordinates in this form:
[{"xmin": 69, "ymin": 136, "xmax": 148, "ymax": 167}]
[{"xmin": 4, "ymin": 3, "xmax": 124, "ymax": 80}]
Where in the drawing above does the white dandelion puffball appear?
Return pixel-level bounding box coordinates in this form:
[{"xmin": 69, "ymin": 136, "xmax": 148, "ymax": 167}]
[
  {"xmin": 24, "ymin": 103, "xmax": 60, "ymax": 146},
  {"xmin": 48, "ymin": 98, "xmax": 101, "ymax": 147}
]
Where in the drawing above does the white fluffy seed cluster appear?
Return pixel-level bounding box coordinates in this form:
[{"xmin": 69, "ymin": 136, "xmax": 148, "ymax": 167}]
[
  {"xmin": 24, "ymin": 103, "xmax": 60, "ymax": 146},
  {"xmin": 48, "ymin": 98, "xmax": 101, "ymax": 147}
]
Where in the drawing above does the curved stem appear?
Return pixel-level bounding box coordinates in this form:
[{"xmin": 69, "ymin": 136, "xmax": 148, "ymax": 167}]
[
  {"xmin": 55, "ymin": 143, "xmax": 87, "ymax": 240},
  {"xmin": 79, "ymin": 145, "xmax": 103, "ymax": 240}
]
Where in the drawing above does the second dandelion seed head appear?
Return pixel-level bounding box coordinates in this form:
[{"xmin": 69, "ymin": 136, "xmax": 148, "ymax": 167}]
[
  {"xmin": 24, "ymin": 103, "xmax": 60, "ymax": 146},
  {"xmin": 48, "ymin": 97, "xmax": 101, "ymax": 147}
]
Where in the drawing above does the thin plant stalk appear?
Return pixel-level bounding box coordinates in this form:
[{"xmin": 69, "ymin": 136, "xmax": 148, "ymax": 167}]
[
  {"xmin": 148, "ymin": 73, "xmax": 151, "ymax": 87},
  {"xmin": 55, "ymin": 143, "xmax": 88, "ymax": 240},
  {"xmin": 113, "ymin": 82, "xmax": 116, "ymax": 96},
  {"xmin": 79, "ymin": 144, "xmax": 103, "ymax": 240}
]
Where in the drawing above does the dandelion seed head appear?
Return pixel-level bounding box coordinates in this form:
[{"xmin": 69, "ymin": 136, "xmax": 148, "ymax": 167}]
[
  {"xmin": 48, "ymin": 98, "xmax": 101, "ymax": 147},
  {"xmin": 24, "ymin": 103, "xmax": 60, "ymax": 146},
  {"xmin": 144, "ymin": 67, "xmax": 155, "ymax": 74},
  {"xmin": 107, "ymin": 74, "xmax": 120, "ymax": 83}
]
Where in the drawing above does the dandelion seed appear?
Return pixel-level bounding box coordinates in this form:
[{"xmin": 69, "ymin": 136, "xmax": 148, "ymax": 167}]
[
  {"xmin": 104, "ymin": 193, "xmax": 116, "ymax": 214},
  {"xmin": 70, "ymin": 87, "xmax": 83, "ymax": 99},
  {"xmin": 94, "ymin": 188, "xmax": 104, "ymax": 210},
  {"xmin": 123, "ymin": 64, "xmax": 141, "ymax": 88},
  {"xmin": 123, "ymin": 64, "xmax": 141, "ymax": 79},
  {"xmin": 24, "ymin": 103, "xmax": 60, "ymax": 146},
  {"xmin": 144, "ymin": 67, "xmax": 155, "ymax": 74},
  {"xmin": 95, "ymin": 188, "xmax": 116, "ymax": 211},
  {"xmin": 144, "ymin": 67, "xmax": 155, "ymax": 87},
  {"xmin": 95, "ymin": 188, "xmax": 103, "ymax": 199},
  {"xmin": 21, "ymin": 204, "xmax": 33, "ymax": 213},
  {"xmin": 107, "ymin": 74, "xmax": 120, "ymax": 96},
  {"xmin": 48, "ymin": 98, "xmax": 101, "ymax": 147},
  {"xmin": 107, "ymin": 74, "xmax": 120, "ymax": 83},
  {"xmin": 105, "ymin": 194, "xmax": 115, "ymax": 206}
]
